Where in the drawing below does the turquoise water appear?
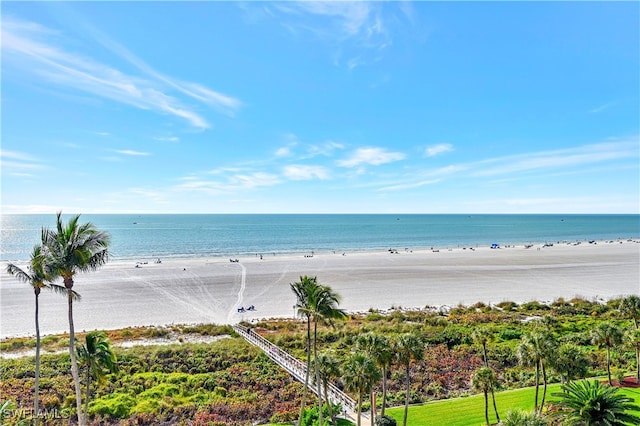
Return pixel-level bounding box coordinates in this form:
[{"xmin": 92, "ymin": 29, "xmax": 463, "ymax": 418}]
[{"xmin": 1, "ymin": 214, "xmax": 638, "ymax": 261}]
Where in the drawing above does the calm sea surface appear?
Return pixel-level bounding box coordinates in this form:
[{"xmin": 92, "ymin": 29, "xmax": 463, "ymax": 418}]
[{"xmin": 1, "ymin": 214, "xmax": 638, "ymax": 262}]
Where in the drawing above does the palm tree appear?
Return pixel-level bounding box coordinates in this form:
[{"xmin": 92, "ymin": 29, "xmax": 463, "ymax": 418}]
[
  {"xmin": 625, "ymin": 328, "xmax": 640, "ymax": 385},
  {"xmin": 311, "ymin": 284, "xmax": 346, "ymax": 426},
  {"xmin": 315, "ymin": 352, "xmax": 341, "ymax": 425},
  {"xmin": 76, "ymin": 331, "xmax": 118, "ymax": 420},
  {"xmin": 591, "ymin": 322, "xmax": 624, "ymax": 386},
  {"xmin": 471, "ymin": 326, "xmax": 499, "ymax": 423},
  {"xmin": 393, "ymin": 333, "xmax": 424, "ymax": 426},
  {"xmin": 290, "ymin": 275, "xmax": 316, "ymax": 425},
  {"xmin": 620, "ymin": 295, "xmax": 640, "ymax": 329},
  {"xmin": 41, "ymin": 212, "xmax": 110, "ymax": 426},
  {"xmin": 472, "ymin": 366, "xmax": 499, "ymax": 426},
  {"xmin": 5, "ymin": 246, "xmax": 69, "ymax": 426},
  {"xmin": 551, "ymin": 343, "xmax": 589, "ymax": 384},
  {"xmin": 291, "ymin": 276, "xmax": 346, "ymax": 426},
  {"xmin": 620, "ymin": 295, "xmax": 640, "ymax": 381},
  {"xmin": 552, "ymin": 380, "xmax": 640, "ymax": 425},
  {"xmin": 471, "ymin": 326, "xmax": 493, "ymax": 367},
  {"xmin": 342, "ymin": 353, "xmax": 380, "ymax": 426},
  {"xmin": 517, "ymin": 330, "xmax": 556, "ymax": 414},
  {"xmin": 356, "ymin": 333, "xmax": 392, "ymax": 419}
]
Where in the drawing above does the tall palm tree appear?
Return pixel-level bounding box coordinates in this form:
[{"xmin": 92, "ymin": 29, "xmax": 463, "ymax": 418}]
[
  {"xmin": 311, "ymin": 284, "xmax": 347, "ymax": 426},
  {"xmin": 625, "ymin": 328, "xmax": 640, "ymax": 385},
  {"xmin": 5, "ymin": 246, "xmax": 69, "ymax": 426},
  {"xmin": 591, "ymin": 322, "xmax": 624, "ymax": 386},
  {"xmin": 393, "ymin": 333, "xmax": 424, "ymax": 426},
  {"xmin": 77, "ymin": 331, "xmax": 118, "ymax": 420},
  {"xmin": 620, "ymin": 295, "xmax": 640, "ymax": 381},
  {"xmin": 471, "ymin": 326, "xmax": 499, "ymax": 423},
  {"xmin": 471, "ymin": 326, "xmax": 493, "ymax": 367},
  {"xmin": 356, "ymin": 333, "xmax": 392, "ymax": 420},
  {"xmin": 290, "ymin": 275, "xmax": 316, "ymax": 425},
  {"xmin": 550, "ymin": 343, "xmax": 589, "ymax": 384},
  {"xmin": 41, "ymin": 212, "xmax": 110, "ymax": 426},
  {"xmin": 291, "ymin": 276, "xmax": 346, "ymax": 425},
  {"xmin": 517, "ymin": 330, "xmax": 556, "ymax": 414},
  {"xmin": 552, "ymin": 380, "xmax": 640, "ymax": 425},
  {"xmin": 472, "ymin": 366, "xmax": 499, "ymax": 426},
  {"xmin": 315, "ymin": 352, "xmax": 340, "ymax": 425},
  {"xmin": 342, "ymin": 353, "xmax": 380, "ymax": 426}
]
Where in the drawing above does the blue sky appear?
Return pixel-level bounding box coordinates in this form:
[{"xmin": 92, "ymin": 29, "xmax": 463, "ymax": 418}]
[{"xmin": 1, "ymin": 1, "xmax": 638, "ymax": 214}]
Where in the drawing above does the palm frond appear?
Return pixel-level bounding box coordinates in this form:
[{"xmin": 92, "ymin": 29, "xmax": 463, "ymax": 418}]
[{"xmin": 47, "ymin": 283, "xmax": 81, "ymax": 301}]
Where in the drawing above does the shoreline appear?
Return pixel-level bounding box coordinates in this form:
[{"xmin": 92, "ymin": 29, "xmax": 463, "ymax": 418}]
[{"xmin": 2, "ymin": 239, "xmax": 639, "ymax": 339}]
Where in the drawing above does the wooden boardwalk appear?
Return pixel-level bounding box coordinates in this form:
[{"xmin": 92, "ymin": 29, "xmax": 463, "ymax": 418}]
[{"xmin": 233, "ymin": 324, "xmax": 365, "ymax": 421}]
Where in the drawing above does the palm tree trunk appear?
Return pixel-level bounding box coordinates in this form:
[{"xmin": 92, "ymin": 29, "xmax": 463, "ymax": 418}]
[
  {"xmin": 540, "ymin": 361, "xmax": 548, "ymax": 414},
  {"xmin": 370, "ymin": 390, "xmax": 375, "ymax": 426},
  {"xmin": 84, "ymin": 365, "xmax": 91, "ymax": 420},
  {"xmin": 606, "ymin": 346, "xmax": 612, "ymax": 385},
  {"xmin": 403, "ymin": 365, "xmax": 410, "ymax": 426},
  {"xmin": 323, "ymin": 380, "xmax": 335, "ymax": 425},
  {"xmin": 67, "ymin": 285, "xmax": 85, "ymax": 426},
  {"xmin": 356, "ymin": 392, "xmax": 362, "ymax": 426},
  {"xmin": 381, "ymin": 366, "xmax": 387, "ymax": 416},
  {"xmin": 490, "ymin": 386, "xmax": 500, "ymax": 422},
  {"xmin": 314, "ymin": 319, "xmax": 323, "ymax": 426},
  {"xmin": 483, "ymin": 344, "xmax": 488, "ymax": 367},
  {"xmin": 534, "ymin": 361, "xmax": 540, "ymax": 412},
  {"xmin": 34, "ymin": 292, "xmax": 40, "ymax": 426},
  {"xmin": 483, "ymin": 389, "xmax": 489, "ymax": 425},
  {"xmin": 298, "ymin": 316, "xmax": 311, "ymax": 425},
  {"xmin": 636, "ymin": 345, "xmax": 640, "ymax": 383}
]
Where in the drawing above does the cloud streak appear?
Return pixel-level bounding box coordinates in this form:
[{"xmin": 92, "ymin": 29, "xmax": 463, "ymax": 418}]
[
  {"xmin": 283, "ymin": 164, "xmax": 330, "ymax": 180},
  {"xmin": 0, "ymin": 150, "xmax": 45, "ymax": 172},
  {"xmin": 337, "ymin": 147, "xmax": 405, "ymax": 167},
  {"xmin": 268, "ymin": 1, "xmax": 404, "ymax": 69},
  {"xmin": 114, "ymin": 149, "xmax": 151, "ymax": 156},
  {"xmin": 425, "ymin": 143, "xmax": 453, "ymax": 157},
  {"xmin": 470, "ymin": 140, "xmax": 638, "ymax": 177},
  {"xmin": 1, "ymin": 16, "xmax": 241, "ymax": 129}
]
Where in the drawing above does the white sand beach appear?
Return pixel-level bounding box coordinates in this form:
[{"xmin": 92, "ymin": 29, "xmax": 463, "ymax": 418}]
[{"xmin": 1, "ymin": 240, "xmax": 639, "ymax": 339}]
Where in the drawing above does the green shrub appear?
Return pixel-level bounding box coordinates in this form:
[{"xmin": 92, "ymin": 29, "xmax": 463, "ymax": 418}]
[
  {"xmin": 498, "ymin": 328, "xmax": 522, "ymax": 341},
  {"xmin": 90, "ymin": 393, "xmax": 135, "ymax": 418},
  {"xmin": 496, "ymin": 301, "xmax": 518, "ymax": 311},
  {"xmin": 375, "ymin": 414, "xmax": 398, "ymax": 426}
]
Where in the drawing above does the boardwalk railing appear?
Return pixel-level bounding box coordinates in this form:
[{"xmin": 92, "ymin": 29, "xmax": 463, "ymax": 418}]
[{"xmin": 233, "ymin": 324, "xmax": 357, "ymax": 414}]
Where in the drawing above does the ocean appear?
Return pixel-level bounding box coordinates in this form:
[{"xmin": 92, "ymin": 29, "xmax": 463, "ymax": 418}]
[{"xmin": 1, "ymin": 214, "xmax": 638, "ymax": 262}]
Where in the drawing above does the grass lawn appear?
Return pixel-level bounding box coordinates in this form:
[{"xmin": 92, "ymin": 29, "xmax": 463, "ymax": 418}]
[
  {"xmin": 386, "ymin": 381, "xmax": 640, "ymax": 426},
  {"xmin": 269, "ymin": 380, "xmax": 640, "ymax": 426}
]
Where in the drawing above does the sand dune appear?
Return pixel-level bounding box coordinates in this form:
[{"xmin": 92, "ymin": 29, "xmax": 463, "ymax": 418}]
[{"xmin": 1, "ymin": 240, "xmax": 639, "ymax": 338}]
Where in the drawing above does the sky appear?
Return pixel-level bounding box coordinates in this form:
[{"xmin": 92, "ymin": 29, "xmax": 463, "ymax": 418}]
[{"xmin": 1, "ymin": 1, "xmax": 638, "ymax": 214}]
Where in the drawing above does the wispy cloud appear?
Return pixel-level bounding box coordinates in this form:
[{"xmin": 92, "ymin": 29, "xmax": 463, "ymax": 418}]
[
  {"xmin": 283, "ymin": 164, "xmax": 330, "ymax": 180},
  {"xmin": 154, "ymin": 136, "xmax": 180, "ymax": 143},
  {"xmin": 267, "ymin": 1, "xmax": 407, "ymax": 69},
  {"xmin": 337, "ymin": 147, "xmax": 405, "ymax": 167},
  {"xmin": 307, "ymin": 140, "xmax": 345, "ymax": 157},
  {"xmin": 589, "ymin": 102, "xmax": 616, "ymax": 114},
  {"xmin": 173, "ymin": 172, "xmax": 281, "ymax": 195},
  {"xmin": 470, "ymin": 140, "xmax": 638, "ymax": 177},
  {"xmin": 424, "ymin": 143, "xmax": 454, "ymax": 157},
  {"xmin": 0, "ymin": 150, "xmax": 45, "ymax": 171},
  {"xmin": 114, "ymin": 149, "xmax": 151, "ymax": 156},
  {"xmin": 378, "ymin": 179, "xmax": 440, "ymax": 192},
  {"xmin": 1, "ymin": 16, "xmax": 241, "ymax": 129},
  {"xmin": 356, "ymin": 138, "xmax": 638, "ymax": 194}
]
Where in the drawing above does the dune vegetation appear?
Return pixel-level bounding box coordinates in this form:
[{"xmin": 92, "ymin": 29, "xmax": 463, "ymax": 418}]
[{"xmin": 2, "ymin": 294, "xmax": 640, "ymax": 425}]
